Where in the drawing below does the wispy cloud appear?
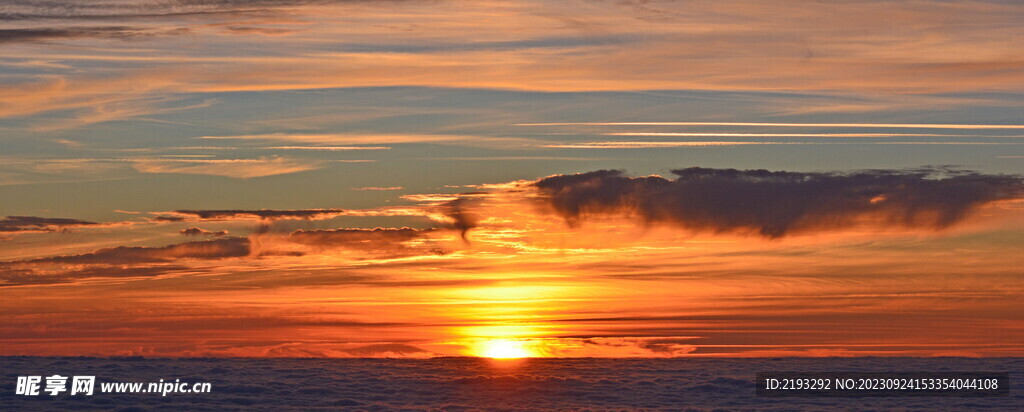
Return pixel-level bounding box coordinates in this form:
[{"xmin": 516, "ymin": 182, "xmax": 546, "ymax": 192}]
[
  {"xmin": 520, "ymin": 122, "xmax": 1024, "ymax": 129},
  {"xmin": 0, "ymin": 0, "xmax": 355, "ymax": 21},
  {"xmin": 1, "ymin": 0, "xmax": 1023, "ymax": 129},
  {"xmin": 131, "ymin": 156, "xmax": 324, "ymax": 178},
  {"xmin": 0, "ymin": 216, "xmax": 100, "ymax": 233},
  {"xmin": 198, "ymin": 133, "xmax": 539, "ymax": 148},
  {"xmin": 545, "ymin": 141, "xmax": 1024, "ymax": 149},
  {"xmin": 424, "ymin": 156, "xmax": 610, "ymax": 161},
  {"xmin": 544, "ymin": 141, "xmax": 798, "ymax": 148},
  {"xmin": 24, "ymin": 237, "xmax": 250, "ymax": 265},
  {"xmin": 602, "ymin": 132, "xmax": 981, "ymax": 138},
  {"xmin": 170, "ymin": 208, "xmax": 347, "ymax": 221},
  {"xmin": 287, "ymin": 227, "xmax": 443, "ymax": 257},
  {"xmin": 352, "ymin": 186, "xmax": 403, "ymax": 191},
  {"xmin": 0, "ymin": 26, "xmax": 190, "ymax": 43},
  {"xmin": 262, "ymin": 146, "xmax": 390, "ymax": 151}
]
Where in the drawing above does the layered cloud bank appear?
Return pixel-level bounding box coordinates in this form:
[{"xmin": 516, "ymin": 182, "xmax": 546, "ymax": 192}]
[
  {"xmin": 2, "ymin": 167, "xmax": 1022, "ymax": 287},
  {"xmin": 0, "ymin": 167, "xmax": 1022, "ymax": 357},
  {"xmin": 0, "ymin": 215, "xmax": 100, "ymax": 233}
]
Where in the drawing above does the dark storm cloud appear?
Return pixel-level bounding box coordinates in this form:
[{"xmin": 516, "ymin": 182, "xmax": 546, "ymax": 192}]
[
  {"xmin": 172, "ymin": 208, "xmax": 346, "ymax": 221},
  {"xmin": 180, "ymin": 227, "xmax": 229, "ymax": 236},
  {"xmin": 0, "ymin": 215, "xmax": 99, "ymax": 233},
  {"xmin": 534, "ymin": 167, "xmax": 1024, "ymax": 238}
]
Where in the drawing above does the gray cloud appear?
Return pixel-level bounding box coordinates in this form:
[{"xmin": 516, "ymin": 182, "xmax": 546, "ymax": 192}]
[
  {"xmin": 180, "ymin": 227, "xmax": 229, "ymax": 236},
  {"xmin": 0, "ymin": 215, "xmax": 99, "ymax": 233},
  {"xmin": 0, "ymin": 224, "xmax": 445, "ymax": 286},
  {"xmin": 24, "ymin": 237, "xmax": 250, "ymax": 264},
  {"xmin": 0, "ymin": 237, "xmax": 250, "ymax": 287},
  {"xmin": 0, "ymin": 265, "xmax": 192, "ymax": 287},
  {"xmin": 0, "ymin": 26, "xmax": 189, "ymax": 43},
  {"xmin": 0, "ymin": 0, "xmax": 380, "ymax": 21},
  {"xmin": 151, "ymin": 216, "xmax": 186, "ymax": 222},
  {"xmin": 534, "ymin": 167, "xmax": 1024, "ymax": 238},
  {"xmin": 172, "ymin": 208, "xmax": 346, "ymax": 221},
  {"xmin": 438, "ymin": 198, "xmax": 478, "ymax": 241}
]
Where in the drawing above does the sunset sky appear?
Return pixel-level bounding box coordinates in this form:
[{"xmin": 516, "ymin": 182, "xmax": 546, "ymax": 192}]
[{"xmin": 1, "ymin": 0, "xmax": 1023, "ymax": 358}]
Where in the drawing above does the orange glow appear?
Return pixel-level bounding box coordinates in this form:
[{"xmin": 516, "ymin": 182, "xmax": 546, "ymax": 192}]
[
  {"xmin": 0, "ymin": 174, "xmax": 1022, "ymax": 358},
  {"xmin": 478, "ymin": 339, "xmax": 533, "ymax": 359}
]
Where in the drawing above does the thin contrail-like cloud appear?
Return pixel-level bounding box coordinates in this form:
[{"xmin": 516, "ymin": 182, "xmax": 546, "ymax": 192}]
[
  {"xmin": 263, "ymin": 146, "xmax": 391, "ymax": 151},
  {"xmin": 544, "ymin": 141, "xmax": 1024, "ymax": 149},
  {"xmin": 518, "ymin": 122, "xmax": 1024, "ymax": 129},
  {"xmin": 603, "ymin": 132, "xmax": 995, "ymax": 138},
  {"xmin": 545, "ymin": 142, "xmax": 786, "ymax": 148}
]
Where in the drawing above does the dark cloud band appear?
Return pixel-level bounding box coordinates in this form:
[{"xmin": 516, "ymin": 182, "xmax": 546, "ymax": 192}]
[
  {"xmin": 180, "ymin": 227, "xmax": 229, "ymax": 236},
  {"xmin": 0, "ymin": 215, "xmax": 99, "ymax": 233},
  {"xmin": 534, "ymin": 167, "xmax": 1024, "ymax": 238},
  {"xmin": 172, "ymin": 208, "xmax": 346, "ymax": 220}
]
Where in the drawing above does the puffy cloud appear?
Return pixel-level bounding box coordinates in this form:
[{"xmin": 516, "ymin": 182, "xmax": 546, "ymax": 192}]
[
  {"xmin": 0, "ymin": 215, "xmax": 99, "ymax": 233},
  {"xmin": 534, "ymin": 167, "xmax": 1024, "ymax": 238}
]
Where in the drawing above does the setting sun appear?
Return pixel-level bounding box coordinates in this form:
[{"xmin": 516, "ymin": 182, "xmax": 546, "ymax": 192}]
[{"xmin": 479, "ymin": 340, "xmax": 532, "ymax": 359}]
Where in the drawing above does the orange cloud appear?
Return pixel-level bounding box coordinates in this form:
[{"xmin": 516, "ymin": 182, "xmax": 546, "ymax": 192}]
[{"xmin": 131, "ymin": 156, "xmax": 324, "ymax": 178}]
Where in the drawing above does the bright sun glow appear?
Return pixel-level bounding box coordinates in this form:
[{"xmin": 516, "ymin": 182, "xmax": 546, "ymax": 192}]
[{"xmin": 480, "ymin": 339, "xmax": 531, "ymax": 359}]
